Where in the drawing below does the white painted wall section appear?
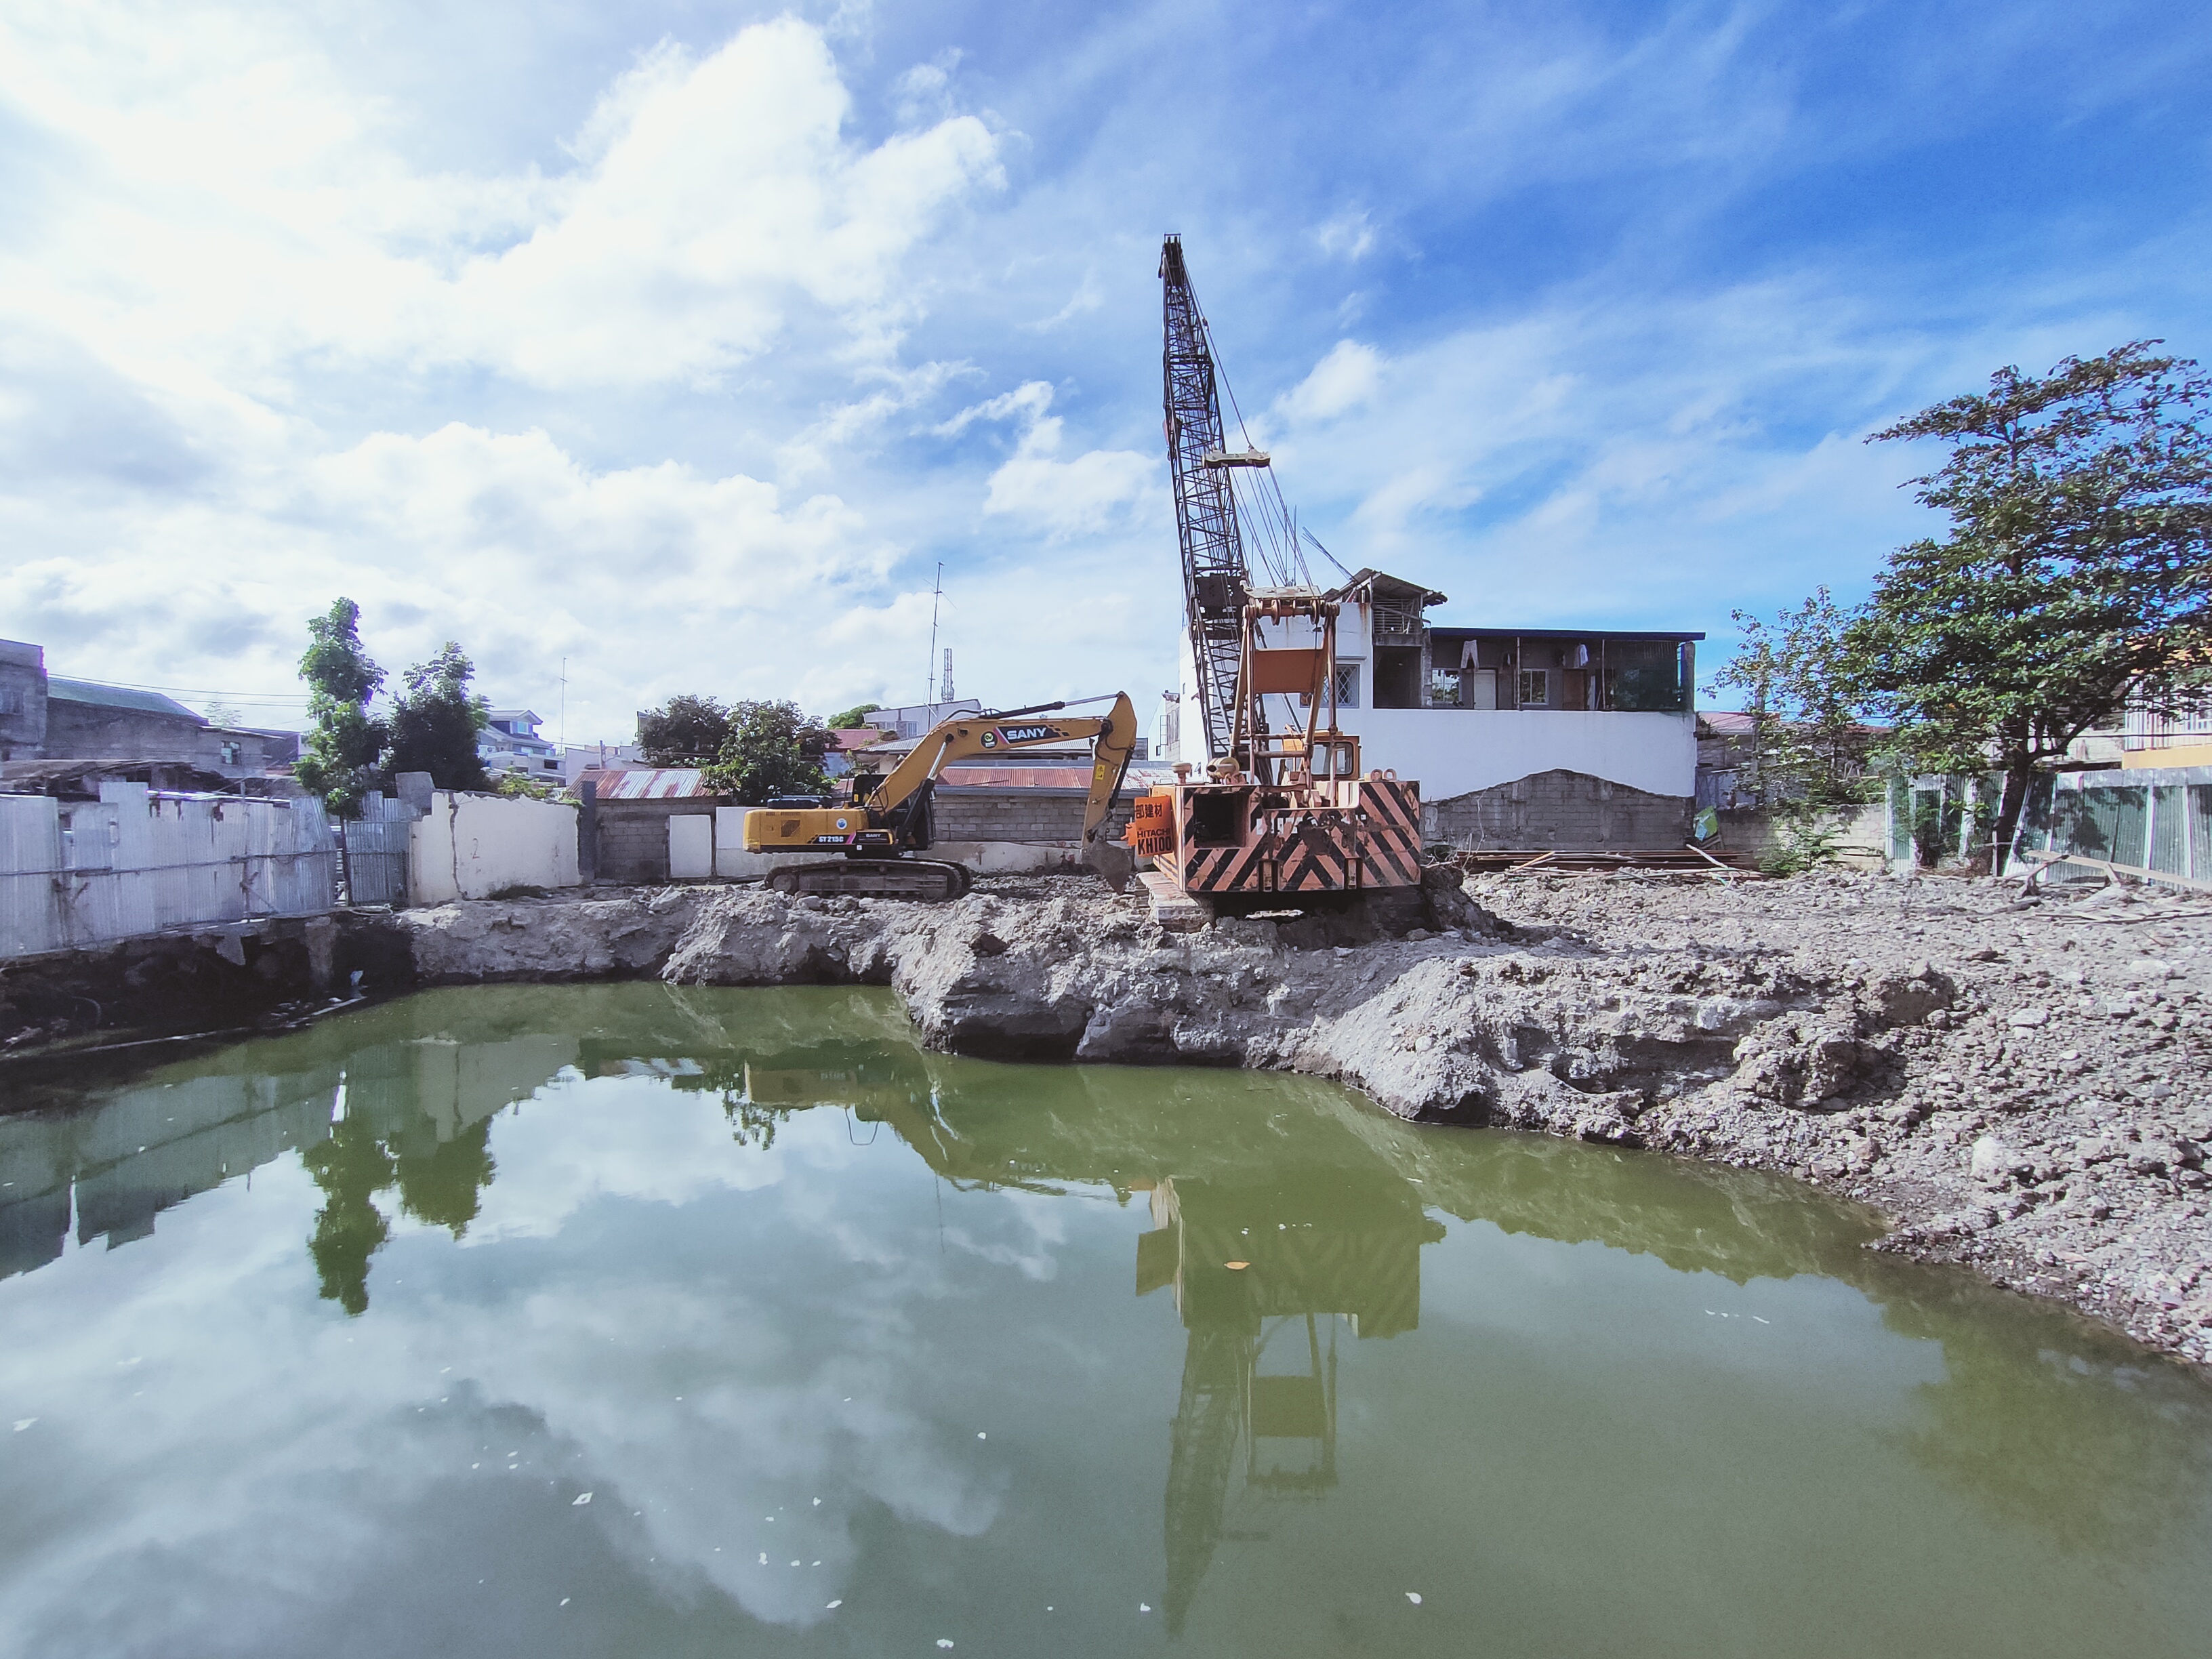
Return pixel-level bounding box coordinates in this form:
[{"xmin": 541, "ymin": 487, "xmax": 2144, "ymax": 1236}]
[
  {"xmin": 668, "ymin": 814, "xmax": 714, "ymax": 879},
  {"xmin": 409, "ymin": 792, "xmax": 580, "ymax": 904},
  {"xmin": 1340, "ymin": 709, "xmax": 1697, "ymax": 799}
]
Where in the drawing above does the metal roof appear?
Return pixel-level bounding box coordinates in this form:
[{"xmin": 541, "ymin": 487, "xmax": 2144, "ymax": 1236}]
[
  {"xmin": 581, "ymin": 767, "xmax": 720, "ymax": 800},
  {"xmin": 45, "ymin": 677, "xmax": 206, "ymax": 720},
  {"xmin": 938, "ymin": 764, "xmax": 1183, "ymax": 791}
]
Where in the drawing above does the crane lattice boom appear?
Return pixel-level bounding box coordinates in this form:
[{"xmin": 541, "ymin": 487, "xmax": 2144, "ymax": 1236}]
[{"xmin": 1160, "ymin": 236, "xmax": 1256, "ymax": 766}]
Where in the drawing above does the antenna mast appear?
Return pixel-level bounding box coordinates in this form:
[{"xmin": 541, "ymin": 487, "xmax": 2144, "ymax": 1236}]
[{"xmin": 925, "ymin": 562, "xmax": 944, "ymax": 720}]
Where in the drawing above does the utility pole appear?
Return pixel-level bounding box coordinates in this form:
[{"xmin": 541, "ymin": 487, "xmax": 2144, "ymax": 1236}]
[{"xmin": 558, "ymin": 657, "xmax": 568, "ymax": 751}]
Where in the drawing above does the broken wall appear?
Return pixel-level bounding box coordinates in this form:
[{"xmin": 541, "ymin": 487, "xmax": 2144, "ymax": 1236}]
[{"xmin": 409, "ymin": 792, "xmax": 581, "ymax": 903}]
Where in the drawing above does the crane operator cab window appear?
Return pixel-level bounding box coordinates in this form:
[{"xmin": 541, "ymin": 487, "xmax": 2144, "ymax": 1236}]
[{"xmin": 1187, "ymin": 788, "xmax": 1250, "ymax": 847}]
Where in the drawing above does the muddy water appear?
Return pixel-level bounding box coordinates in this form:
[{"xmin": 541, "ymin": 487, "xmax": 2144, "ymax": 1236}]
[{"xmin": 2, "ymin": 985, "xmax": 2209, "ymax": 1658}]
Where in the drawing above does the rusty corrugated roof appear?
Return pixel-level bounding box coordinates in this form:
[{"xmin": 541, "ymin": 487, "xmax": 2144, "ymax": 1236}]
[{"xmin": 583, "ymin": 767, "xmax": 718, "ymax": 800}]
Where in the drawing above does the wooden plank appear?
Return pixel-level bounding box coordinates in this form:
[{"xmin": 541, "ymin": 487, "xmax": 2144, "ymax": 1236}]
[
  {"xmin": 1139, "ymin": 868, "xmax": 1212, "ymax": 932},
  {"xmin": 2015, "ymin": 848, "xmax": 2212, "ymax": 895}
]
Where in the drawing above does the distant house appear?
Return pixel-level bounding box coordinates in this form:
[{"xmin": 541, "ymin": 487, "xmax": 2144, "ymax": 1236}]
[
  {"xmin": 825, "ymin": 726, "xmax": 885, "ymax": 779},
  {"xmin": 480, "ymin": 709, "xmax": 563, "ymax": 778},
  {"xmin": 0, "ymin": 638, "xmax": 300, "ymax": 785},
  {"xmin": 861, "ymin": 699, "xmax": 981, "ymax": 740},
  {"xmin": 560, "ymin": 741, "xmax": 644, "ymax": 784}
]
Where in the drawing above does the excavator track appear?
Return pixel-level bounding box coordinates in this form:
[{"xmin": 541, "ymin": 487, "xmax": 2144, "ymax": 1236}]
[{"xmin": 764, "ymin": 859, "xmax": 975, "ymax": 902}]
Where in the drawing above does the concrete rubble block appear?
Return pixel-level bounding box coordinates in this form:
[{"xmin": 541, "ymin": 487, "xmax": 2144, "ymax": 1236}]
[{"xmin": 1970, "ymin": 1134, "xmax": 2031, "ymax": 1185}]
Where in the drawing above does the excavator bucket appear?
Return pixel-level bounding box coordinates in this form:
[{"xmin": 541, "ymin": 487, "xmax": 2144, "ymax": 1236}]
[{"xmin": 1084, "ymin": 833, "xmax": 1136, "ymax": 892}]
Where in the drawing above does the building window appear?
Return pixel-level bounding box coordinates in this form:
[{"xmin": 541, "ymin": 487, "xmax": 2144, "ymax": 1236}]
[
  {"xmin": 1333, "ymin": 665, "xmax": 1360, "ymax": 708},
  {"xmin": 1518, "ymin": 670, "xmax": 1549, "ymax": 707},
  {"xmin": 220, "ymin": 740, "xmax": 243, "ymax": 766}
]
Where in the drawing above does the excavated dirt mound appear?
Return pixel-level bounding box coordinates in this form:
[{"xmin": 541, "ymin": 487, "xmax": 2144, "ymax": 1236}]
[{"xmin": 369, "ymin": 863, "xmax": 2212, "ymax": 1369}]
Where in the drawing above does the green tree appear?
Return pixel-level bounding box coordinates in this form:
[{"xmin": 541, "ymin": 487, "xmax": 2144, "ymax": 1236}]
[
  {"xmin": 1853, "ymin": 342, "xmax": 2212, "ymax": 869},
  {"xmin": 393, "ymin": 1119, "xmax": 497, "ymax": 1237},
  {"xmin": 302, "ymin": 1113, "xmax": 395, "ymax": 1316},
  {"xmin": 703, "ymin": 699, "xmax": 832, "ymax": 801},
  {"xmin": 825, "ymin": 703, "xmax": 878, "ymax": 731},
  {"xmin": 636, "ymin": 694, "xmax": 731, "ymax": 764},
  {"xmin": 386, "ymin": 642, "xmax": 489, "ymax": 792},
  {"xmin": 1708, "ymin": 588, "xmax": 1877, "ymax": 811},
  {"xmin": 294, "ymin": 598, "xmax": 387, "ymax": 818}
]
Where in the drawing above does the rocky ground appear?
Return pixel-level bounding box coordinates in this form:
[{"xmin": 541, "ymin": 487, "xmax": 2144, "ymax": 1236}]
[{"xmin": 373, "ymin": 862, "xmax": 2212, "ymax": 1368}]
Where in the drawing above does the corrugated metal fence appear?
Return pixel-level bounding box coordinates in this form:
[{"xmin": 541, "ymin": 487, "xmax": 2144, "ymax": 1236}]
[
  {"xmin": 1887, "ymin": 766, "xmax": 2212, "ymax": 884},
  {"xmin": 339, "ymin": 792, "xmax": 417, "ymax": 906},
  {"xmin": 0, "ymin": 783, "xmax": 335, "ymax": 958}
]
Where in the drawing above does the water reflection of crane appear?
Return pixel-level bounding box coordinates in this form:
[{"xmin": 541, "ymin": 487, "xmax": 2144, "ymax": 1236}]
[{"xmin": 1139, "ymin": 1172, "xmax": 1441, "ymax": 1634}]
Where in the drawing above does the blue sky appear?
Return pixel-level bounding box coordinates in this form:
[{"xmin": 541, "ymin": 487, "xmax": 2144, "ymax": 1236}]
[{"xmin": 3, "ymin": 1, "xmax": 2209, "ymax": 741}]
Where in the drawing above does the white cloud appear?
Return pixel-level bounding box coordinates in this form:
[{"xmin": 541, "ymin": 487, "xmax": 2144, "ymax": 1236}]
[
  {"xmin": 1279, "ymin": 340, "xmax": 1383, "ymax": 423},
  {"xmin": 1314, "ymin": 207, "xmax": 1376, "ymax": 261},
  {"xmin": 977, "ymin": 385, "xmax": 1160, "ymax": 539},
  {"xmin": 0, "ymin": 12, "xmax": 1005, "ymax": 396}
]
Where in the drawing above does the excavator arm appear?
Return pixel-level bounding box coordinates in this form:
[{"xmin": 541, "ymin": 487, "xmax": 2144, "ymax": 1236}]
[
  {"xmin": 742, "ymin": 694, "xmax": 1140, "ymax": 897},
  {"xmin": 859, "ymin": 694, "xmax": 1139, "ymax": 846}
]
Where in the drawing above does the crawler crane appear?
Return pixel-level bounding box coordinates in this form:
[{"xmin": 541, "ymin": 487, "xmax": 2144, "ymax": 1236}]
[{"xmin": 741, "ymin": 695, "xmax": 1139, "ymax": 901}]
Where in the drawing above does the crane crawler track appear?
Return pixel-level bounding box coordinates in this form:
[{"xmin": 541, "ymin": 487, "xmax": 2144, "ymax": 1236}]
[{"xmin": 764, "ymin": 859, "xmax": 975, "ymax": 903}]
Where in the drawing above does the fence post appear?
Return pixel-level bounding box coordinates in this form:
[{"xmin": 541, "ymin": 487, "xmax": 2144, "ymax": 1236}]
[{"xmin": 579, "ymin": 776, "xmax": 598, "ymax": 882}]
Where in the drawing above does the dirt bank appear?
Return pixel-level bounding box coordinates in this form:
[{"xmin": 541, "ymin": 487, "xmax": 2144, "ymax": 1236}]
[{"xmin": 364, "ymin": 864, "xmax": 2212, "ymax": 1368}]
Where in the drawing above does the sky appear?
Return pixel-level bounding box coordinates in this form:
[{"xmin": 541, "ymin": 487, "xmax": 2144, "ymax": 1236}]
[{"xmin": 3, "ymin": 1, "xmax": 2211, "ymax": 742}]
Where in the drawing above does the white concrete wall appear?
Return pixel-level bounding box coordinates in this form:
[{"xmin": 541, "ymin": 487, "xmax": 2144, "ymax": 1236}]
[
  {"xmin": 668, "ymin": 813, "xmax": 714, "ymax": 879},
  {"xmin": 1339, "ymin": 708, "xmax": 1698, "ymax": 799},
  {"xmin": 409, "ymin": 792, "xmax": 580, "ymax": 904}
]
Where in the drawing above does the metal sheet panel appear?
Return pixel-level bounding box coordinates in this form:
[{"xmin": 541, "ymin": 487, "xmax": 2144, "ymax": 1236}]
[
  {"xmin": 591, "ymin": 769, "xmax": 715, "ymax": 800},
  {"xmin": 0, "ymin": 796, "xmax": 60, "ymax": 957}
]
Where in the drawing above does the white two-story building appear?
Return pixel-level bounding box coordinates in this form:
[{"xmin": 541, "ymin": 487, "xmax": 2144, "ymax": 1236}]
[{"xmin": 1174, "ymin": 569, "xmax": 1705, "ymax": 851}]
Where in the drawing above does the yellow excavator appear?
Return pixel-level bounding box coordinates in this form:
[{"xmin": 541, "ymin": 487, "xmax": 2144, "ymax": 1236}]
[{"xmin": 741, "ymin": 693, "xmax": 1141, "ymax": 901}]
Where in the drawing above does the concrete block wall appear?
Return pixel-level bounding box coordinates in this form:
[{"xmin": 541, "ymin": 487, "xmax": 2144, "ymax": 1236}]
[
  {"xmin": 932, "ymin": 787, "xmax": 1132, "ymax": 844},
  {"xmin": 1425, "ymin": 768, "xmax": 1692, "ymax": 851},
  {"xmin": 594, "ymin": 798, "xmax": 699, "ymax": 884}
]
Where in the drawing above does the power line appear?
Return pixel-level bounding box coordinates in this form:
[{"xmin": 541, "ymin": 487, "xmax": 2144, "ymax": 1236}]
[{"xmin": 52, "ymin": 676, "xmax": 312, "ymax": 703}]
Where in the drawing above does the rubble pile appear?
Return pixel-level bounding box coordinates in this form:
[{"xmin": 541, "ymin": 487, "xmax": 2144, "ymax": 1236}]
[{"xmin": 375, "ymin": 863, "xmax": 2212, "ymax": 1367}]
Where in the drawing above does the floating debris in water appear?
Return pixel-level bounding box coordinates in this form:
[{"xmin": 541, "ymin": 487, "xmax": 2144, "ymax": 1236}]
[
  {"xmin": 573, "ymin": 1492, "xmax": 592, "ymax": 1506},
  {"xmin": 826, "ymin": 1600, "xmax": 842, "ymax": 1610},
  {"xmin": 1406, "ymin": 1593, "xmax": 1422, "ymax": 1605},
  {"xmin": 12, "ymin": 1419, "xmax": 35, "ymax": 1433}
]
